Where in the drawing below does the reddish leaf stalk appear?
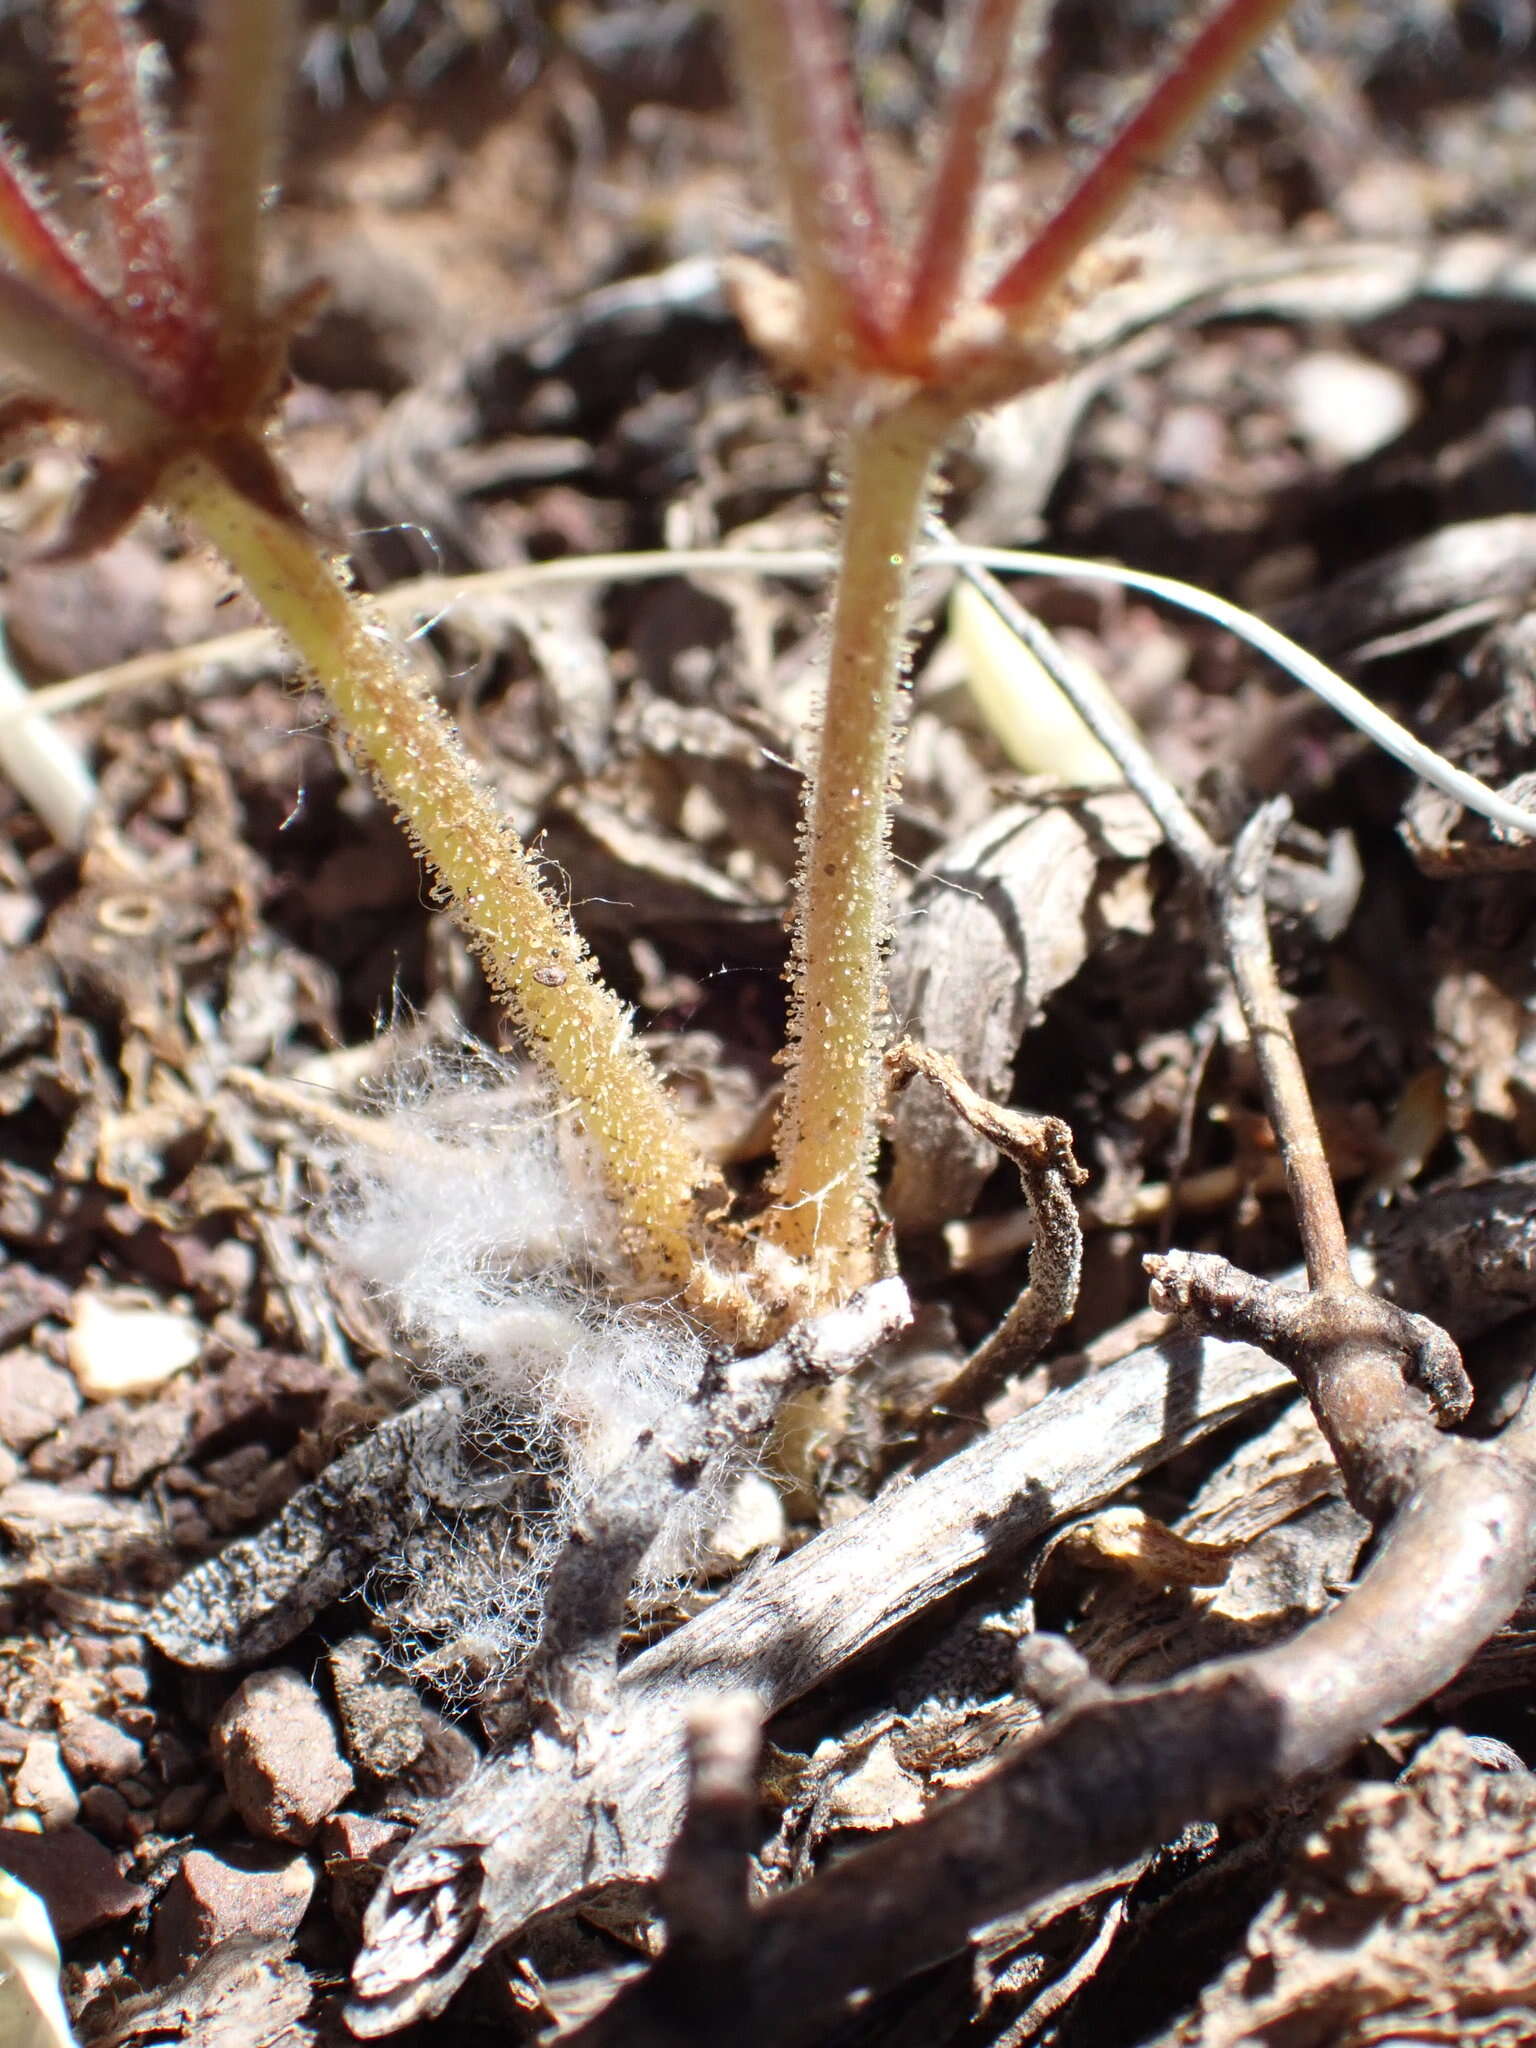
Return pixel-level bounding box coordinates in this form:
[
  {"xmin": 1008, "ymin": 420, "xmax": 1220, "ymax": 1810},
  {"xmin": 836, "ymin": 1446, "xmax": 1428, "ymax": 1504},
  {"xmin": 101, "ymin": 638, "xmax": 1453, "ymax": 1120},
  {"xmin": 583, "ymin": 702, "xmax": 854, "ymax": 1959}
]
[
  {"xmin": 720, "ymin": 0, "xmax": 897, "ymax": 365},
  {"xmin": 57, "ymin": 0, "xmax": 188, "ymax": 364},
  {"xmin": 0, "ymin": 155, "xmax": 117, "ymax": 321},
  {"xmin": 892, "ymin": 0, "xmax": 1038, "ymax": 355},
  {"xmin": 987, "ymin": 0, "xmax": 1294, "ymax": 318},
  {"xmin": 0, "ymin": 262, "xmax": 171, "ymax": 436}
]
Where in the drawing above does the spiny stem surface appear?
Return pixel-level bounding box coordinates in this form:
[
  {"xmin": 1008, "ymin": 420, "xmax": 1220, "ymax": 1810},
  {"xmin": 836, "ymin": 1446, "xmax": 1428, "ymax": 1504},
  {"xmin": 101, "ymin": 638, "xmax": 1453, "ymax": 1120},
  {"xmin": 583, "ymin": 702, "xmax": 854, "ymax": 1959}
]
[
  {"xmin": 766, "ymin": 398, "xmax": 950, "ymax": 1293},
  {"xmin": 163, "ymin": 452, "xmax": 743, "ymax": 1325},
  {"xmin": 893, "ymin": 0, "xmax": 1038, "ymax": 354},
  {"xmin": 188, "ymin": 0, "xmax": 297, "ymax": 370},
  {"xmin": 58, "ymin": 0, "xmax": 185, "ymax": 357}
]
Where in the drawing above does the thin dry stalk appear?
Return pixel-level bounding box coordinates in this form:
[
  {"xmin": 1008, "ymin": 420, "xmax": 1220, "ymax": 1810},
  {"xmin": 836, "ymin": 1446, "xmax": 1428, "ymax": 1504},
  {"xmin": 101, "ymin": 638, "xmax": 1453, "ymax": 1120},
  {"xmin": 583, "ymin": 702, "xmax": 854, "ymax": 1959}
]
[{"xmin": 1216, "ymin": 801, "xmax": 1354, "ymax": 1293}]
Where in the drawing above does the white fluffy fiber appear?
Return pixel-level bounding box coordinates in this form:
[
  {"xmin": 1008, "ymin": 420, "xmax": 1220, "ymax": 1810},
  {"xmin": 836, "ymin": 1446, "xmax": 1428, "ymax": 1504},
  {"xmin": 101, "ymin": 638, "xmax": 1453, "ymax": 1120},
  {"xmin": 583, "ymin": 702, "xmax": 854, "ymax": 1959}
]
[{"xmin": 326, "ymin": 1050, "xmax": 722, "ymax": 1686}]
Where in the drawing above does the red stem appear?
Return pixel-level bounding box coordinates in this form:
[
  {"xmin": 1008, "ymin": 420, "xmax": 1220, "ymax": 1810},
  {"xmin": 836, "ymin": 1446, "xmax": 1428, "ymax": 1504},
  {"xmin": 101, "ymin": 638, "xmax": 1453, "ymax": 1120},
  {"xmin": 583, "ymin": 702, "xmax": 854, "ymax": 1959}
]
[
  {"xmin": 57, "ymin": 0, "xmax": 194, "ymax": 368},
  {"xmin": 986, "ymin": 0, "xmax": 1293, "ymax": 320},
  {"xmin": 0, "ymin": 155, "xmax": 118, "ymax": 328},
  {"xmin": 892, "ymin": 0, "xmax": 1033, "ymax": 357},
  {"xmin": 724, "ymin": 0, "xmax": 899, "ymax": 361}
]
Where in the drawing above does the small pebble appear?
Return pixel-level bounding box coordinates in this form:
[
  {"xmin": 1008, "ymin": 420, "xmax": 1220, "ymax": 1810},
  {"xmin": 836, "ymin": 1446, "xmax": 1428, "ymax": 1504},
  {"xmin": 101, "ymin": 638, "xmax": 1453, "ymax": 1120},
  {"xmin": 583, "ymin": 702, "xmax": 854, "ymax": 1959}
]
[
  {"xmin": 11, "ymin": 1736, "xmax": 78, "ymax": 1829},
  {"xmin": 67, "ymin": 1292, "xmax": 200, "ymax": 1400},
  {"xmin": 377, "ymin": 1707, "xmax": 478, "ymax": 1808},
  {"xmin": 0, "ymin": 1350, "xmax": 80, "ymax": 1451},
  {"xmin": 211, "ymin": 1669, "xmax": 354, "ymax": 1844},
  {"xmin": 60, "ymin": 1711, "xmax": 145, "ymax": 1786},
  {"xmin": 153, "ymin": 1846, "xmax": 315, "ymax": 1973},
  {"xmin": 328, "ymin": 1636, "xmax": 424, "ymax": 1778},
  {"xmin": 156, "ymin": 1784, "xmax": 204, "ymax": 1834},
  {"xmin": 76, "ymin": 1783, "xmax": 132, "ymax": 1844},
  {"xmin": 149, "ymin": 1730, "xmax": 200, "ymax": 1786},
  {"xmin": 109, "ymin": 1665, "xmax": 150, "ymax": 1705},
  {"xmin": 318, "ymin": 1810, "xmax": 408, "ymax": 1932},
  {"xmin": 0, "ymin": 1822, "xmax": 146, "ymax": 1938},
  {"xmin": 1285, "ymin": 348, "xmax": 1418, "ymax": 467}
]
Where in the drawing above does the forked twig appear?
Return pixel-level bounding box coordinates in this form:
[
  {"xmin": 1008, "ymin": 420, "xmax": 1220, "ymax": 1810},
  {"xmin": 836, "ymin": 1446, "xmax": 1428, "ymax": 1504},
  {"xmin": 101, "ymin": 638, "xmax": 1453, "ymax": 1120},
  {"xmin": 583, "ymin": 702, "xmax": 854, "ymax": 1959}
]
[
  {"xmin": 577, "ymin": 1407, "xmax": 1536, "ymax": 2048},
  {"xmin": 1216, "ymin": 801, "xmax": 1353, "ymax": 1291},
  {"xmin": 1146, "ymin": 802, "xmax": 1473, "ymax": 1514}
]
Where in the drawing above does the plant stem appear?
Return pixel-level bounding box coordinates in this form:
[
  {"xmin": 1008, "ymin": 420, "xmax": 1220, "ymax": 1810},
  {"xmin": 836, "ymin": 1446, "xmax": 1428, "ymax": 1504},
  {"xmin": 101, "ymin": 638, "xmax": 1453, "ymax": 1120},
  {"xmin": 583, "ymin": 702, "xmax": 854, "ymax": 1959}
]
[
  {"xmin": 719, "ymin": 0, "xmax": 897, "ymax": 362},
  {"xmin": 189, "ymin": 0, "xmax": 298, "ymax": 357},
  {"xmin": 987, "ymin": 0, "xmax": 1294, "ymax": 321},
  {"xmin": 162, "ymin": 451, "xmax": 737, "ymax": 1322},
  {"xmin": 766, "ymin": 397, "xmax": 950, "ymax": 1294},
  {"xmin": 892, "ymin": 0, "xmax": 1036, "ymax": 356}
]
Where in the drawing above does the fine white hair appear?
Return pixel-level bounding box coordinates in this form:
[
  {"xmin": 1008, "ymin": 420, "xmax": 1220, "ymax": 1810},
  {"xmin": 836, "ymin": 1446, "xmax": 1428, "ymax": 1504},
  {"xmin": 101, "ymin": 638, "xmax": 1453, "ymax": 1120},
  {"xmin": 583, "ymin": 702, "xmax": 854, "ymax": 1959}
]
[{"xmin": 325, "ymin": 1048, "xmax": 729, "ymax": 1694}]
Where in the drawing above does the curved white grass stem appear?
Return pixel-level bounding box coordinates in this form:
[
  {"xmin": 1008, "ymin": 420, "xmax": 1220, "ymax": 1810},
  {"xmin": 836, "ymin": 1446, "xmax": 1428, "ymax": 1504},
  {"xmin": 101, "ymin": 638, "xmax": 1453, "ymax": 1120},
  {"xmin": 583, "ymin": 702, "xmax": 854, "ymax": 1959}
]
[{"xmin": 14, "ymin": 539, "xmax": 1536, "ymax": 843}]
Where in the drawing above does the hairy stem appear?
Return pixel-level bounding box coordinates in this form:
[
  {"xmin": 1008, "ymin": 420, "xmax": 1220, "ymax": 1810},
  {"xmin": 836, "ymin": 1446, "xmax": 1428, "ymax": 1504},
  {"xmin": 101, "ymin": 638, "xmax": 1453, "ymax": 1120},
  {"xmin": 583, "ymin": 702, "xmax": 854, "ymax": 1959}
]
[
  {"xmin": 58, "ymin": 0, "xmax": 187, "ymax": 363},
  {"xmin": 987, "ymin": 0, "xmax": 1293, "ymax": 320},
  {"xmin": 892, "ymin": 0, "xmax": 1038, "ymax": 356},
  {"xmin": 162, "ymin": 452, "xmax": 741, "ymax": 1326},
  {"xmin": 718, "ymin": 0, "xmax": 897, "ymax": 363},
  {"xmin": 0, "ymin": 263, "xmax": 171, "ymax": 433},
  {"xmin": 766, "ymin": 398, "xmax": 950, "ymax": 1294},
  {"xmin": 187, "ymin": 0, "xmax": 297, "ymax": 382},
  {"xmin": 0, "ymin": 156, "xmax": 114, "ymax": 319}
]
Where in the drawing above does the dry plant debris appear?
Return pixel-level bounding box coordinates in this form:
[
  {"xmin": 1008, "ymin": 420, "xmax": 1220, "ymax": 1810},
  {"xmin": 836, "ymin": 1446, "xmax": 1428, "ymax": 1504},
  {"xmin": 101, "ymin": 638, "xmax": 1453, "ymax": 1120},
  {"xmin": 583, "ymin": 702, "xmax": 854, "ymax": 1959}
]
[{"xmin": 1, "ymin": 4, "xmax": 1536, "ymax": 2046}]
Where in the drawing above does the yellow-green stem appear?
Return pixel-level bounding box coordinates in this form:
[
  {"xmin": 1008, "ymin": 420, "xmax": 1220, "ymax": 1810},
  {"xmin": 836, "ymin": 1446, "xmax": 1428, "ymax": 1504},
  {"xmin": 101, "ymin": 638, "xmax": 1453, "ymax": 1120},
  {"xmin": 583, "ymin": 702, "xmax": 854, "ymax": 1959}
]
[
  {"xmin": 767, "ymin": 398, "xmax": 950, "ymax": 1296},
  {"xmin": 164, "ymin": 452, "xmax": 734, "ymax": 1319}
]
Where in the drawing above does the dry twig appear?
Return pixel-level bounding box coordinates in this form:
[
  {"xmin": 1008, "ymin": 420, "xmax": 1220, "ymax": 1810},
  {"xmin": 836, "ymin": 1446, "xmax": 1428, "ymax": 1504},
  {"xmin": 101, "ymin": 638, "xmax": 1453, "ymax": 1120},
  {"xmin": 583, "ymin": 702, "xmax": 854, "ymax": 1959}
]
[
  {"xmin": 347, "ymin": 1318, "xmax": 1296, "ymax": 2031},
  {"xmin": 887, "ymin": 1037, "xmax": 1085, "ymax": 1424}
]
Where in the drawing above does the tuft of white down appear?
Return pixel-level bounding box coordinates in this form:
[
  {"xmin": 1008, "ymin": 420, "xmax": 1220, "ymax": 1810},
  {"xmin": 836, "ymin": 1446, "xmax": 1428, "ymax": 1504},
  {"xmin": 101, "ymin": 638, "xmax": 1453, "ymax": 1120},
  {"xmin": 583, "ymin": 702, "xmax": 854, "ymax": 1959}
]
[{"xmin": 326, "ymin": 1051, "xmax": 731, "ymax": 1687}]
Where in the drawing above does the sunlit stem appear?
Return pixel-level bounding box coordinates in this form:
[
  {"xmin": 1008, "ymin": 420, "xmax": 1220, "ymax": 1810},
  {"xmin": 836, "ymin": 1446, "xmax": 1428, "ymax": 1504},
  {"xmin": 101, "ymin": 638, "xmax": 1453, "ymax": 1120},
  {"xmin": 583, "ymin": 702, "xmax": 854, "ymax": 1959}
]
[
  {"xmin": 0, "ymin": 264, "xmax": 171, "ymax": 435},
  {"xmin": 987, "ymin": 0, "xmax": 1293, "ymax": 319},
  {"xmin": 58, "ymin": 0, "xmax": 186, "ymax": 334},
  {"xmin": 161, "ymin": 451, "xmax": 759, "ymax": 1335},
  {"xmin": 0, "ymin": 157, "xmax": 114, "ymax": 318},
  {"xmin": 718, "ymin": 0, "xmax": 897, "ymax": 361},
  {"xmin": 188, "ymin": 0, "xmax": 298, "ymax": 360},
  {"xmin": 892, "ymin": 0, "xmax": 1037, "ymax": 355},
  {"xmin": 766, "ymin": 396, "xmax": 952, "ymax": 1298}
]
